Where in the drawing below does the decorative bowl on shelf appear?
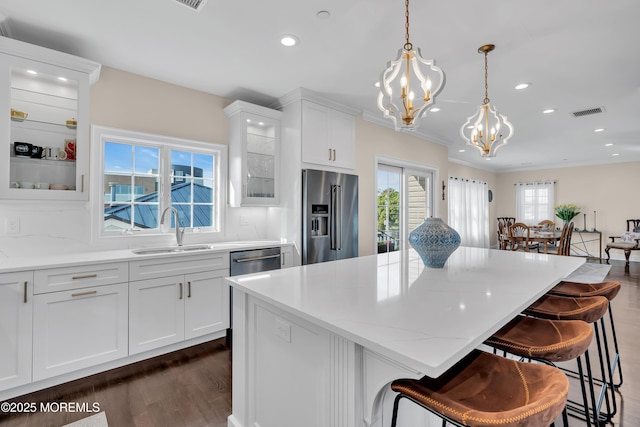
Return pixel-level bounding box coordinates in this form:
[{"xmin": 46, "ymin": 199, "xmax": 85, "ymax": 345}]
[{"xmin": 11, "ymin": 108, "xmax": 28, "ymax": 121}]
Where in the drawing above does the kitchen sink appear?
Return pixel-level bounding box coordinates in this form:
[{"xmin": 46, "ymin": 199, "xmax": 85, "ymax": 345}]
[{"xmin": 131, "ymin": 244, "xmax": 214, "ymax": 255}]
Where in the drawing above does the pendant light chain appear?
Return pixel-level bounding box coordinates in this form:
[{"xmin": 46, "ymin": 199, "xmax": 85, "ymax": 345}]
[
  {"xmin": 483, "ymin": 50, "xmax": 490, "ymax": 105},
  {"xmin": 404, "ymin": 0, "xmax": 412, "ymax": 51}
]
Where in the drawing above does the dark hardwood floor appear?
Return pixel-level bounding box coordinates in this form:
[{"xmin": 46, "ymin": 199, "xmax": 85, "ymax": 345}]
[{"xmin": 0, "ymin": 259, "xmax": 638, "ymax": 427}]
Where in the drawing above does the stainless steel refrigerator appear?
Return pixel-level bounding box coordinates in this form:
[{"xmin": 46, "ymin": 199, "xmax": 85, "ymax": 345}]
[{"xmin": 302, "ymin": 169, "xmax": 358, "ymax": 264}]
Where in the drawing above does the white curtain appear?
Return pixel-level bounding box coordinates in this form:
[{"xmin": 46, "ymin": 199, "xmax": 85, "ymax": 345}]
[
  {"xmin": 515, "ymin": 181, "xmax": 555, "ymax": 225},
  {"xmin": 448, "ymin": 177, "xmax": 489, "ymax": 248}
]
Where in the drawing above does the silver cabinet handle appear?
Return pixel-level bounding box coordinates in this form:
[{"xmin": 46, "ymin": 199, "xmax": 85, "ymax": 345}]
[
  {"xmin": 71, "ymin": 290, "xmax": 97, "ymax": 297},
  {"xmin": 332, "ymin": 149, "xmax": 336, "ymax": 161},
  {"xmin": 179, "ymin": 283, "xmax": 183, "ymax": 300},
  {"xmin": 81, "ymin": 175, "xmax": 85, "ymax": 192},
  {"xmin": 23, "ymin": 281, "xmax": 28, "ymax": 303},
  {"xmin": 188, "ymin": 281, "xmax": 192, "ymax": 298},
  {"xmin": 328, "ymin": 148, "xmax": 332, "ymax": 160},
  {"xmin": 233, "ymin": 254, "xmax": 281, "ymax": 263},
  {"xmin": 72, "ymin": 274, "xmax": 98, "ymax": 280}
]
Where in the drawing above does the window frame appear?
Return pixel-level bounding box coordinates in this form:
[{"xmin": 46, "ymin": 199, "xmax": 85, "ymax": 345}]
[{"xmin": 91, "ymin": 125, "xmax": 227, "ymax": 242}]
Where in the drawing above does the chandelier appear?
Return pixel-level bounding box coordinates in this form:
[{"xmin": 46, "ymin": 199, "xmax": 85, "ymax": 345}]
[
  {"xmin": 460, "ymin": 44, "xmax": 514, "ymax": 158},
  {"xmin": 377, "ymin": 0, "xmax": 445, "ymax": 132}
]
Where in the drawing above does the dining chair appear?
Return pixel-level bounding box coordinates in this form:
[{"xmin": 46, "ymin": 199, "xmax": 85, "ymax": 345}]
[
  {"xmin": 509, "ymin": 222, "xmax": 539, "ymax": 252},
  {"xmin": 556, "ymin": 222, "xmax": 574, "ymax": 256},
  {"xmin": 538, "ymin": 219, "xmax": 556, "ymax": 230}
]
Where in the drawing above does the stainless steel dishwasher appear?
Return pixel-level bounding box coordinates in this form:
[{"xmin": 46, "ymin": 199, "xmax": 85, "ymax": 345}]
[{"xmin": 227, "ymin": 247, "xmax": 281, "ymax": 346}]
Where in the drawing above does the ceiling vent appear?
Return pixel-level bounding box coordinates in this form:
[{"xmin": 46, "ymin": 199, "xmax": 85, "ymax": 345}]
[
  {"xmin": 175, "ymin": 0, "xmax": 208, "ymax": 12},
  {"xmin": 571, "ymin": 106, "xmax": 605, "ymax": 118}
]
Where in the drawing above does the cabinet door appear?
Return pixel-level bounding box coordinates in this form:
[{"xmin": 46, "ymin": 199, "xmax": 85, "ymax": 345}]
[
  {"xmin": 32, "ymin": 282, "xmax": 128, "ymax": 380},
  {"xmin": 330, "ymin": 109, "xmax": 355, "ymax": 170},
  {"xmin": 301, "ymin": 101, "xmax": 332, "ymax": 166},
  {"xmin": 0, "ymin": 271, "xmax": 33, "ymax": 391},
  {"xmin": 242, "ymin": 113, "xmax": 280, "ymax": 206},
  {"xmin": 0, "ymin": 54, "xmax": 92, "ymax": 201},
  {"xmin": 129, "ymin": 276, "xmax": 185, "ymax": 355},
  {"xmin": 281, "ymin": 245, "xmax": 295, "ymax": 268},
  {"xmin": 184, "ymin": 270, "xmax": 229, "ymax": 340}
]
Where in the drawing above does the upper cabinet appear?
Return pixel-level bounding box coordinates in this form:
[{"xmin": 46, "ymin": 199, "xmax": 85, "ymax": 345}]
[
  {"xmin": 301, "ymin": 100, "xmax": 355, "ymax": 170},
  {"xmin": 277, "ymin": 88, "xmax": 357, "ymax": 172},
  {"xmin": 224, "ymin": 100, "xmax": 282, "ymax": 207},
  {"xmin": 0, "ymin": 37, "xmax": 101, "ymax": 201}
]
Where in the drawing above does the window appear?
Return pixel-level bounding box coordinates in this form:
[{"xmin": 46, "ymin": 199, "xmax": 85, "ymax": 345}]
[
  {"xmin": 376, "ymin": 160, "xmax": 435, "ymax": 253},
  {"xmin": 92, "ymin": 126, "xmax": 226, "ymax": 238},
  {"xmin": 515, "ymin": 181, "xmax": 555, "ymax": 225}
]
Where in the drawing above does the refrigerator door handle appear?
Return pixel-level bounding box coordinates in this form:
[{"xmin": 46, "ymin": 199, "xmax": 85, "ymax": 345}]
[
  {"xmin": 336, "ymin": 185, "xmax": 342, "ymax": 250},
  {"xmin": 330, "ymin": 185, "xmax": 338, "ymax": 250}
]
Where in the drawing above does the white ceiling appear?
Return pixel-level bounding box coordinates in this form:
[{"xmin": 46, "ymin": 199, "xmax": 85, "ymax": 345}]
[{"xmin": 1, "ymin": 0, "xmax": 639, "ymax": 172}]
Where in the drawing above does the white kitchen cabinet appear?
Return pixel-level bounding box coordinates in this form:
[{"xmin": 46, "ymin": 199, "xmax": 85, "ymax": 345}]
[
  {"xmin": 0, "ymin": 36, "xmax": 100, "ymax": 201},
  {"xmin": 301, "ymin": 100, "xmax": 355, "ymax": 170},
  {"xmin": 0, "ymin": 271, "xmax": 33, "ymax": 391},
  {"xmin": 129, "ymin": 253, "xmax": 229, "ymax": 355},
  {"xmin": 32, "ymin": 282, "xmax": 128, "ymax": 381},
  {"xmin": 281, "ymin": 244, "xmax": 295, "ymax": 268},
  {"xmin": 224, "ymin": 100, "xmax": 282, "ymax": 207}
]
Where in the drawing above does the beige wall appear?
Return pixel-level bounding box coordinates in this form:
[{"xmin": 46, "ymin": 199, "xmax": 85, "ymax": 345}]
[
  {"xmin": 90, "ymin": 66, "xmax": 229, "ymax": 145},
  {"xmin": 494, "ymin": 162, "xmax": 640, "ymax": 261},
  {"xmin": 354, "ymin": 117, "xmax": 450, "ymax": 256}
]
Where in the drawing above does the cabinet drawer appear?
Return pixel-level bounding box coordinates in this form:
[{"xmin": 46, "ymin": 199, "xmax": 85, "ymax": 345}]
[
  {"xmin": 129, "ymin": 252, "xmax": 229, "ymax": 282},
  {"xmin": 34, "ymin": 262, "xmax": 128, "ymax": 294}
]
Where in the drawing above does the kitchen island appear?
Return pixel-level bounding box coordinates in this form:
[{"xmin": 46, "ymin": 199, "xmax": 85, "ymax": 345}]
[{"xmin": 227, "ymin": 247, "xmax": 584, "ymax": 427}]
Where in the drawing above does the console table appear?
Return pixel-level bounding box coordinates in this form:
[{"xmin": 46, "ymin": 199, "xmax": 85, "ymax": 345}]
[{"xmin": 571, "ymin": 229, "xmax": 602, "ymax": 260}]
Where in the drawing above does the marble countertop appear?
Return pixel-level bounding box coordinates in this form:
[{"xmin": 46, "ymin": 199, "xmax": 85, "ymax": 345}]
[
  {"xmin": 0, "ymin": 240, "xmax": 287, "ymax": 273},
  {"xmin": 227, "ymin": 247, "xmax": 585, "ymax": 378}
]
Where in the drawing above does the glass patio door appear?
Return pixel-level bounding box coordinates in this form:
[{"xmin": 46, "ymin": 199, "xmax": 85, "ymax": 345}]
[{"xmin": 377, "ymin": 163, "xmax": 434, "ymax": 253}]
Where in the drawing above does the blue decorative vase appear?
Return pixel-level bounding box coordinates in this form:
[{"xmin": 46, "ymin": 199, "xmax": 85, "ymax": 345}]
[{"xmin": 408, "ymin": 218, "xmax": 461, "ymax": 268}]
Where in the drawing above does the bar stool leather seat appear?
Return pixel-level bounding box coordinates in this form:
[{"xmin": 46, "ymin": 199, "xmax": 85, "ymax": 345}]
[
  {"xmin": 549, "ymin": 280, "xmax": 621, "ymax": 301},
  {"xmin": 485, "ymin": 315, "xmax": 593, "ymax": 363},
  {"xmin": 390, "ymin": 350, "xmax": 569, "ymax": 427},
  {"xmin": 523, "ymin": 294, "xmax": 608, "ymax": 324}
]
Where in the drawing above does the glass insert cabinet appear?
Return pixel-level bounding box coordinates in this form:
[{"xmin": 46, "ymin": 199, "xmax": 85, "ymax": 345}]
[
  {"xmin": 0, "ymin": 37, "xmax": 101, "ymax": 201},
  {"xmin": 224, "ymin": 100, "xmax": 282, "ymax": 206}
]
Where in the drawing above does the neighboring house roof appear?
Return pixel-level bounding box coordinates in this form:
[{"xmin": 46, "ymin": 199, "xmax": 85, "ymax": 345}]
[{"xmin": 104, "ymin": 182, "xmax": 213, "ymax": 228}]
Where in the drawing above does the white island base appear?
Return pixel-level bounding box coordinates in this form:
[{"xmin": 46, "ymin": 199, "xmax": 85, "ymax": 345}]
[{"xmin": 227, "ymin": 248, "xmax": 584, "ymax": 427}]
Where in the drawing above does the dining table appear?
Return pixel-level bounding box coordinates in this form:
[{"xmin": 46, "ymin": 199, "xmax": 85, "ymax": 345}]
[{"xmin": 503, "ymin": 229, "xmax": 562, "ymax": 253}]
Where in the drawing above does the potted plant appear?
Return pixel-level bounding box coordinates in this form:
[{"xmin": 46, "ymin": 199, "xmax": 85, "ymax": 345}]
[{"xmin": 554, "ymin": 204, "xmax": 580, "ymax": 226}]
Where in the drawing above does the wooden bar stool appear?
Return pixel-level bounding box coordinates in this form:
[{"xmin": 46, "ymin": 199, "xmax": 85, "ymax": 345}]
[
  {"xmin": 485, "ymin": 316, "xmax": 594, "ymax": 427},
  {"xmin": 390, "ymin": 349, "xmax": 569, "ymax": 427},
  {"xmin": 523, "ymin": 294, "xmax": 612, "ymax": 426},
  {"xmin": 549, "ymin": 280, "xmax": 623, "ymax": 388}
]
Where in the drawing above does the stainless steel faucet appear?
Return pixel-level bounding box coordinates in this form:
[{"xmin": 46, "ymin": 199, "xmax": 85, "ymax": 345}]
[{"xmin": 160, "ymin": 207, "xmax": 185, "ymax": 246}]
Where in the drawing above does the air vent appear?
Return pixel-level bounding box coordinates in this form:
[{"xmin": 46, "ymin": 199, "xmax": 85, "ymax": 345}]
[
  {"xmin": 175, "ymin": 0, "xmax": 208, "ymax": 11},
  {"xmin": 571, "ymin": 106, "xmax": 605, "ymax": 118}
]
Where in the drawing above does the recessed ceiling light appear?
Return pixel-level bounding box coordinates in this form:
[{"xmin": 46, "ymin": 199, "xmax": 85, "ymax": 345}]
[
  {"xmin": 26, "ymin": 70, "xmax": 37, "ymax": 75},
  {"xmin": 514, "ymin": 82, "xmax": 530, "ymax": 90},
  {"xmin": 58, "ymin": 76, "xmax": 68, "ymax": 82},
  {"xmin": 542, "ymin": 108, "xmax": 556, "ymax": 114},
  {"xmin": 612, "ymin": 153, "xmax": 620, "ymax": 156},
  {"xmin": 485, "ymin": 158, "xmax": 491, "ymax": 161},
  {"xmin": 316, "ymin": 10, "xmax": 331, "ymax": 20},
  {"xmin": 280, "ymin": 35, "xmax": 299, "ymax": 47},
  {"xmin": 430, "ymin": 107, "xmax": 440, "ymax": 112},
  {"xmin": 594, "ymin": 128, "xmax": 606, "ymax": 132},
  {"xmin": 604, "ymin": 143, "xmax": 614, "ymax": 147},
  {"xmin": 458, "ymin": 149, "xmax": 466, "ymax": 153},
  {"xmin": 373, "ymin": 81, "xmax": 380, "ymax": 88}
]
